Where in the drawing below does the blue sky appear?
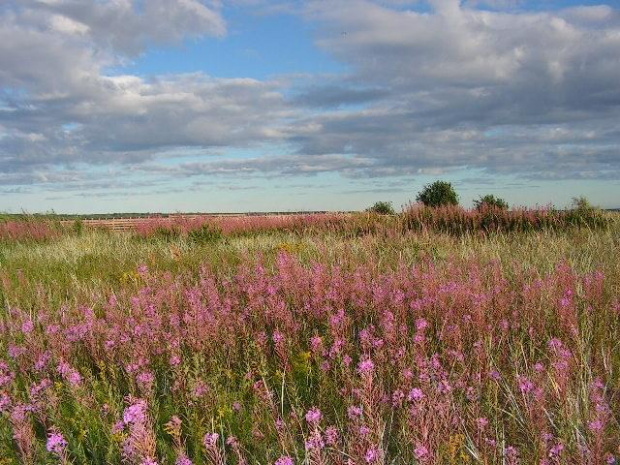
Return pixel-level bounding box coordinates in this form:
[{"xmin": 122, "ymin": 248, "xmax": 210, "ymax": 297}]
[{"xmin": 1, "ymin": 0, "xmax": 619, "ymax": 213}]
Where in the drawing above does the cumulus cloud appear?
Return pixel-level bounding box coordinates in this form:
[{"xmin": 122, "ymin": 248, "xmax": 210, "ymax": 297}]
[
  {"xmin": 1, "ymin": 0, "xmax": 620, "ymax": 194},
  {"xmin": 293, "ymin": 0, "xmax": 620, "ymax": 178},
  {"xmin": 0, "ymin": 1, "xmax": 288, "ymax": 185}
]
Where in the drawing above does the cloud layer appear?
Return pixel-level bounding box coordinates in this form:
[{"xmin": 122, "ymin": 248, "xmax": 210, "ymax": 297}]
[{"xmin": 1, "ymin": 0, "xmax": 619, "ymax": 196}]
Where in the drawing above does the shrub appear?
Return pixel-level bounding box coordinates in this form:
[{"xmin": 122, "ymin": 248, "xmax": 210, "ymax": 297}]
[
  {"xmin": 187, "ymin": 224, "xmax": 223, "ymax": 244},
  {"xmin": 416, "ymin": 181, "xmax": 459, "ymax": 207},
  {"xmin": 365, "ymin": 201, "xmax": 395, "ymax": 215},
  {"xmin": 474, "ymin": 194, "xmax": 508, "ymax": 211}
]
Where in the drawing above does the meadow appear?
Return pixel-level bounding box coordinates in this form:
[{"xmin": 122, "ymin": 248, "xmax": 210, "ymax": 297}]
[{"xmin": 0, "ymin": 207, "xmax": 618, "ymax": 464}]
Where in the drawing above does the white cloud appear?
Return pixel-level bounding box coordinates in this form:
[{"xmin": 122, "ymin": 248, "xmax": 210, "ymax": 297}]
[{"xmin": 1, "ymin": 0, "xmax": 620, "ymax": 191}]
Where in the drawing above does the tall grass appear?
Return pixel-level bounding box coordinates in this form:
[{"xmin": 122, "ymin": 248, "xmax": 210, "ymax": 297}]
[{"xmin": 0, "ymin": 213, "xmax": 618, "ymax": 464}]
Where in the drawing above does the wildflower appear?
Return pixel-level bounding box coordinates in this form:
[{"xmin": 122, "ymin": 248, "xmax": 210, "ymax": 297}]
[
  {"xmin": 176, "ymin": 456, "xmax": 193, "ymax": 465},
  {"xmin": 310, "ymin": 336, "xmax": 322, "ymax": 352},
  {"xmin": 357, "ymin": 358, "xmax": 374, "ymax": 376},
  {"xmin": 46, "ymin": 430, "xmax": 67, "ymax": 455},
  {"xmin": 324, "ymin": 426, "xmax": 339, "ymax": 446},
  {"xmin": 408, "ymin": 388, "xmax": 425, "ymax": 402},
  {"xmin": 0, "ymin": 393, "xmax": 11, "ymax": 413},
  {"xmin": 57, "ymin": 362, "xmax": 82, "ymax": 387},
  {"xmin": 21, "ymin": 320, "xmax": 34, "ymax": 334},
  {"xmin": 113, "ymin": 421, "xmax": 125, "ymax": 434},
  {"xmin": 140, "ymin": 459, "xmax": 158, "ymax": 465},
  {"xmin": 272, "ymin": 331, "xmax": 284, "ymax": 344},
  {"xmin": 365, "ymin": 447, "xmax": 379, "ymax": 463},
  {"xmin": 348, "ymin": 405, "xmax": 363, "ymax": 419},
  {"xmin": 203, "ymin": 432, "xmax": 219, "ymax": 449},
  {"xmin": 392, "ymin": 389, "xmax": 405, "ymax": 407},
  {"xmin": 549, "ymin": 442, "xmax": 564, "ymax": 457},
  {"xmin": 305, "ymin": 407, "xmax": 323, "ymax": 425},
  {"xmin": 476, "ymin": 417, "xmax": 489, "ymax": 429},
  {"xmin": 518, "ymin": 376, "xmax": 534, "ymax": 395},
  {"xmin": 415, "ymin": 319, "xmax": 429, "ymax": 331},
  {"xmin": 588, "ymin": 419, "xmax": 604, "ymax": 431},
  {"xmin": 274, "ymin": 456, "xmax": 294, "ymax": 465},
  {"xmin": 226, "ymin": 436, "xmax": 239, "ymax": 447},
  {"xmin": 358, "ymin": 425, "xmax": 371, "ymax": 437},
  {"xmin": 414, "ymin": 445, "xmax": 429, "ymax": 459},
  {"xmin": 192, "ymin": 380, "xmax": 209, "ymax": 398},
  {"xmin": 137, "ymin": 372, "xmax": 155, "ymax": 390},
  {"xmin": 304, "ymin": 430, "xmax": 325, "ymax": 451},
  {"xmin": 123, "ymin": 399, "xmax": 148, "ymax": 425}
]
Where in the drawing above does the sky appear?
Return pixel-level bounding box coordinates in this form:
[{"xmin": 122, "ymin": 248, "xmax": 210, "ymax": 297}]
[{"xmin": 1, "ymin": 0, "xmax": 619, "ymax": 213}]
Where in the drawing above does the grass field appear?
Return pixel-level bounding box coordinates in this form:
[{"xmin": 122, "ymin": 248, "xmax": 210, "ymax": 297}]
[{"xmin": 0, "ymin": 209, "xmax": 619, "ymax": 464}]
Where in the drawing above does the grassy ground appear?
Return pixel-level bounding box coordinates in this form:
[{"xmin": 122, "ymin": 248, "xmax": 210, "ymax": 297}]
[{"xmin": 0, "ymin": 214, "xmax": 618, "ymax": 464}]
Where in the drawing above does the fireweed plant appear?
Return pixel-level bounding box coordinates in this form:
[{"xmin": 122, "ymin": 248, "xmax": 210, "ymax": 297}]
[{"xmin": 0, "ymin": 213, "xmax": 618, "ymax": 464}]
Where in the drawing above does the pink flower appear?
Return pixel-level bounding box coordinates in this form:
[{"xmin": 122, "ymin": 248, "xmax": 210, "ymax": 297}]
[
  {"xmin": 123, "ymin": 399, "xmax": 148, "ymax": 425},
  {"xmin": 21, "ymin": 320, "xmax": 34, "ymax": 334},
  {"xmin": 408, "ymin": 388, "xmax": 425, "ymax": 402},
  {"xmin": 274, "ymin": 456, "xmax": 294, "ymax": 465},
  {"xmin": 518, "ymin": 376, "xmax": 534, "ymax": 395},
  {"xmin": 176, "ymin": 456, "xmax": 193, "ymax": 465},
  {"xmin": 357, "ymin": 358, "xmax": 374, "ymax": 375},
  {"xmin": 588, "ymin": 419, "xmax": 604, "ymax": 431},
  {"xmin": 348, "ymin": 405, "xmax": 363, "ymax": 419},
  {"xmin": 203, "ymin": 432, "xmax": 219, "ymax": 448},
  {"xmin": 365, "ymin": 447, "xmax": 379, "ymax": 463},
  {"xmin": 415, "ymin": 319, "xmax": 429, "ymax": 331},
  {"xmin": 305, "ymin": 407, "xmax": 323, "ymax": 425},
  {"xmin": 46, "ymin": 430, "xmax": 67, "ymax": 455},
  {"xmin": 325, "ymin": 426, "xmax": 339, "ymax": 446},
  {"xmin": 414, "ymin": 445, "xmax": 429, "ymax": 459},
  {"xmin": 304, "ymin": 430, "xmax": 325, "ymax": 451}
]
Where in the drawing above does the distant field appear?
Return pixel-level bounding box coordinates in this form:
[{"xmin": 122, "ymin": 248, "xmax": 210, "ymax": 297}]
[{"xmin": 0, "ymin": 208, "xmax": 618, "ymax": 464}]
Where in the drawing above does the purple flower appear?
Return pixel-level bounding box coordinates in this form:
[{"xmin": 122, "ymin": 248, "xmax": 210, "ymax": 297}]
[
  {"xmin": 365, "ymin": 447, "xmax": 379, "ymax": 463},
  {"xmin": 305, "ymin": 407, "xmax": 323, "ymax": 425},
  {"xmin": 274, "ymin": 456, "xmax": 294, "ymax": 465},
  {"xmin": 357, "ymin": 358, "xmax": 374, "ymax": 375},
  {"xmin": 588, "ymin": 419, "xmax": 604, "ymax": 432},
  {"xmin": 123, "ymin": 399, "xmax": 148, "ymax": 425},
  {"xmin": 414, "ymin": 445, "xmax": 429, "ymax": 459},
  {"xmin": 408, "ymin": 388, "xmax": 425, "ymax": 402},
  {"xmin": 203, "ymin": 432, "xmax": 219, "ymax": 449},
  {"xmin": 21, "ymin": 320, "xmax": 34, "ymax": 334},
  {"xmin": 304, "ymin": 430, "xmax": 325, "ymax": 451},
  {"xmin": 324, "ymin": 426, "xmax": 340, "ymax": 446},
  {"xmin": 415, "ymin": 318, "xmax": 429, "ymax": 331},
  {"xmin": 46, "ymin": 430, "xmax": 67, "ymax": 455},
  {"xmin": 0, "ymin": 393, "xmax": 11, "ymax": 413},
  {"xmin": 348, "ymin": 405, "xmax": 363, "ymax": 419},
  {"xmin": 272, "ymin": 331, "xmax": 284, "ymax": 344},
  {"xmin": 176, "ymin": 456, "xmax": 193, "ymax": 465},
  {"xmin": 518, "ymin": 376, "xmax": 534, "ymax": 395}
]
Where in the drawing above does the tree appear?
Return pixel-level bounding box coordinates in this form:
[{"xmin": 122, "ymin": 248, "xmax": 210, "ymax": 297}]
[
  {"xmin": 474, "ymin": 194, "xmax": 508, "ymax": 211},
  {"xmin": 366, "ymin": 201, "xmax": 395, "ymax": 215},
  {"xmin": 571, "ymin": 196, "xmax": 595, "ymax": 211},
  {"xmin": 416, "ymin": 181, "xmax": 459, "ymax": 207}
]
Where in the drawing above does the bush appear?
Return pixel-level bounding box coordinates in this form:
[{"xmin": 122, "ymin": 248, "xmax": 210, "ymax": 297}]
[
  {"xmin": 416, "ymin": 181, "xmax": 459, "ymax": 207},
  {"xmin": 366, "ymin": 201, "xmax": 395, "ymax": 215},
  {"xmin": 474, "ymin": 194, "xmax": 509, "ymax": 211},
  {"xmin": 188, "ymin": 224, "xmax": 223, "ymax": 244}
]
